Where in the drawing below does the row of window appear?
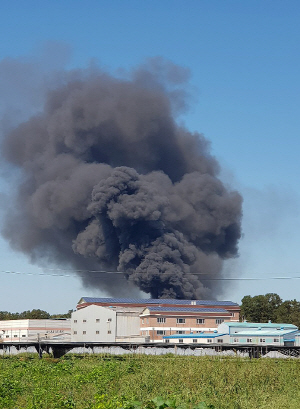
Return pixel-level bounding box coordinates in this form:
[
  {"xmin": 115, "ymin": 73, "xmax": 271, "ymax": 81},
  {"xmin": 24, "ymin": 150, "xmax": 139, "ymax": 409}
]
[
  {"xmin": 164, "ymin": 338, "xmax": 223, "ymax": 344},
  {"xmin": 73, "ymin": 318, "xmax": 112, "ymax": 323},
  {"xmin": 156, "ymin": 318, "xmax": 224, "ymax": 324},
  {"xmin": 4, "ymin": 335, "xmax": 26, "ymax": 338},
  {"xmin": 73, "ymin": 330, "xmax": 112, "ymax": 335},
  {"xmin": 233, "ymin": 338, "xmax": 280, "ymax": 343}
]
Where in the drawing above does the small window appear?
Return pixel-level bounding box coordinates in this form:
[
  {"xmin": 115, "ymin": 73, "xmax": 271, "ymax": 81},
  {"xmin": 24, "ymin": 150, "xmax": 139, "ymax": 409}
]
[
  {"xmin": 176, "ymin": 318, "xmax": 185, "ymax": 324},
  {"xmin": 216, "ymin": 319, "xmax": 224, "ymax": 325},
  {"xmin": 274, "ymin": 338, "xmax": 279, "ymax": 343},
  {"xmin": 108, "ymin": 330, "xmax": 111, "ymax": 334},
  {"xmin": 233, "ymin": 338, "xmax": 239, "ymax": 342},
  {"xmin": 178, "ymin": 339, "xmax": 183, "ymax": 343},
  {"xmin": 197, "ymin": 318, "xmax": 205, "ymax": 324},
  {"xmin": 176, "ymin": 330, "xmax": 185, "ymax": 334},
  {"xmin": 156, "ymin": 330, "xmax": 166, "ymax": 335},
  {"xmin": 207, "ymin": 339, "xmax": 212, "ymax": 343},
  {"xmin": 247, "ymin": 338, "xmax": 252, "ymax": 343},
  {"xmin": 6, "ymin": 335, "xmax": 9, "ymax": 338},
  {"xmin": 165, "ymin": 339, "xmax": 169, "ymax": 343},
  {"xmin": 107, "ymin": 318, "xmax": 112, "ymax": 322},
  {"xmin": 83, "ymin": 331, "xmax": 86, "ymax": 335},
  {"xmin": 259, "ymin": 338, "xmax": 266, "ymax": 343},
  {"xmin": 73, "ymin": 331, "xmax": 77, "ymax": 335},
  {"xmin": 96, "ymin": 319, "xmax": 100, "ymax": 323},
  {"xmin": 193, "ymin": 339, "xmax": 198, "ymax": 343},
  {"xmin": 74, "ymin": 320, "xmax": 77, "ymax": 323},
  {"xmin": 217, "ymin": 339, "xmax": 223, "ymax": 343},
  {"xmin": 157, "ymin": 317, "xmax": 166, "ymax": 323},
  {"xmin": 83, "ymin": 319, "xmax": 87, "ymax": 323},
  {"xmin": 96, "ymin": 331, "xmax": 99, "ymax": 334},
  {"xmin": 231, "ymin": 313, "xmax": 235, "ymax": 317},
  {"xmin": 14, "ymin": 335, "xmax": 18, "ymax": 338},
  {"xmin": 22, "ymin": 335, "xmax": 26, "ymax": 337}
]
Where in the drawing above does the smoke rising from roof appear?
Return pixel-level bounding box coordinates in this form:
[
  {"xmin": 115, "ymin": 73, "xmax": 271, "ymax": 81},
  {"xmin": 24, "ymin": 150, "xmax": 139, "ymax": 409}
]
[{"xmin": 1, "ymin": 57, "xmax": 242, "ymax": 299}]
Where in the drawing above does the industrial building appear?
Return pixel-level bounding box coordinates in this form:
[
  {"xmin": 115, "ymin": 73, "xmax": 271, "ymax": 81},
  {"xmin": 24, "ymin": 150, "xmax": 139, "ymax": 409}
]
[
  {"xmin": 73, "ymin": 297, "xmax": 240, "ymax": 342},
  {"xmin": 163, "ymin": 321, "xmax": 300, "ymax": 346},
  {"xmin": 71, "ymin": 304, "xmax": 148, "ymax": 343},
  {"xmin": 0, "ymin": 319, "xmax": 71, "ymax": 343}
]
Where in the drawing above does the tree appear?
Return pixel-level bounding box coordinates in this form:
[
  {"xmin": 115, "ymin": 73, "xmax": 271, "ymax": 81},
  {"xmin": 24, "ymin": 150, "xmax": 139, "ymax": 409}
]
[{"xmin": 240, "ymin": 293, "xmax": 282, "ymax": 322}]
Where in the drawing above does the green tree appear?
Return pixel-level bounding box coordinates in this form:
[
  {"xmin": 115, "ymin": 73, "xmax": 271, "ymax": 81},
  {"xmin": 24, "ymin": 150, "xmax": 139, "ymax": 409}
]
[
  {"xmin": 240, "ymin": 293, "xmax": 282, "ymax": 322},
  {"xmin": 275, "ymin": 300, "xmax": 300, "ymax": 327}
]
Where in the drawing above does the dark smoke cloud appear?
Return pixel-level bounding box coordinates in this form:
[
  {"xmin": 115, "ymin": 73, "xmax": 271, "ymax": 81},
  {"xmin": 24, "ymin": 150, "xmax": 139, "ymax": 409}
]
[{"xmin": 1, "ymin": 57, "xmax": 242, "ymax": 299}]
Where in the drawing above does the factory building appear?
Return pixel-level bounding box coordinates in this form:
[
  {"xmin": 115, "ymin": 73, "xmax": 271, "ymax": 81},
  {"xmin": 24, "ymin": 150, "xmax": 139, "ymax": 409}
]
[
  {"xmin": 73, "ymin": 297, "xmax": 239, "ymax": 342},
  {"xmin": 71, "ymin": 304, "xmax": 148, "ymax": 343},
  {"xmin": 140, "ymin": 306, "xmax": 233, "ymax": 341},
  {"xmin": 163, "ymin": 321, "xmax": 300, "ymax": 346},
  {"xmin": 0, "ymin": 319, "xmax": 71, "ymax": 343}
]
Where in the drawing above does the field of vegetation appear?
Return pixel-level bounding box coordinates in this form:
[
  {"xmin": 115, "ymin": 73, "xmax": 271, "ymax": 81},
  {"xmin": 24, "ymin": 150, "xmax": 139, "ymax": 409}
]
[{"xmin": 1, "ymin": 354, "xmax": 300, "ymax": 408}]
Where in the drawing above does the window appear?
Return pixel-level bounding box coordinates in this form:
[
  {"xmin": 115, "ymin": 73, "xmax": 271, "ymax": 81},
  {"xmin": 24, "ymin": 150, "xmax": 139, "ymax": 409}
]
[
  {"xmin": 247, "ymin": 338, "xmax": 252, "ymax": 343},
  {"xmin": 108, "ymin": 330, "xmax": 111, "ymax": 334},
  {"xmin": 165, "ymin": 339, "xmax": 169, "ymax": 343},
  {"xmin": 207, "ymin": 339, "xmax": 212, "ymax": 343},
  {"xmin": 193, "ymin": 339, "xmax": 198, "ymax": 343},
  {"xmin": 259, "ymin": 338, "xmax": 266, "ymax": 343},
  {"xmin": 178, "ymin": 339, "xmax": 183, "ymax": 343},
  {"xmin": 73, "ymin": 331, "xmax": 77, "ymax": 335},
  {"xmin": 74, "ymin": 320, "xmax": 77, "ymax": 323},
  {"xmin": 176, "ymin": 330, "xmax": 185, "ymax": 334},
  {"xmin": 14, "ymin": 335, "xmax": 17, "ymax": 338},
  {"xmin": 216, "ymin": 319, "xmax": 224, "ymax": 325},
  {"xmin": 233, "ymin": 338, "xmax": 239, "ymax": 342},
  {"xmin": 107, "ymin": 318, "xmax": 112, "ymax": 322},
  {"xmin": 22, "ymin": 335, "xmax": 26, "ymax": 337},
  {"xmin": 96, "ymin": 319, "xmax": 100, "ymax": 323},
  {"xmin": 176, "ymin": 318, "xmax": 185, "ymax": 324},
  {"xmin": 274, "ymin": 338, "xmax": 279, "ymax": 343},
  {"xmin": 96, "ymin": 331, "xmax": 99, "ymax": 334},
  {"xmin": 157, "ymin": 317, "xmax": 166, "ymax": 323},
  {"xmin": 156, "ymin": 330, "xmax": 166, "ymax": 335},
  {"xmin": 231, "ymin": 313, "xmax": 235, "ymax": 317},
  {"xmin": 197, "ymin": 318, "xmax": 205, "ymax": 324},
  {"xmin": 83, "ymin": 319, "xmax": 87, "ymax": 323},
  {"xmin": 217, "ymin": 339, "xmax": 223, "ymax": 343},
  {"xmin": 83, "ymin": 331, "xmax": 86, "ymax": 335},
  {"xmin": 6, "ymin": 335, "xmax": 9, "ymax": 338}
]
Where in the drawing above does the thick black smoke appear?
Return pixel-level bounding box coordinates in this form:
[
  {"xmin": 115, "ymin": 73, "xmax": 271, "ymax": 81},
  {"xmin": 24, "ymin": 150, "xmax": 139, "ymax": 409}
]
[{"xmin": 1, "ymin": 59, "xmax": 242, "ymax": 299}]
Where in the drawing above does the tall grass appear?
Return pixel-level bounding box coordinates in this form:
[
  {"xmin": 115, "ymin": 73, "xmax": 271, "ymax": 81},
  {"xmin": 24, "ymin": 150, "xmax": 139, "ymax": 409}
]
[{"xmin": 0, "ymin": 354, "xmax": 299, "ymax": 408}]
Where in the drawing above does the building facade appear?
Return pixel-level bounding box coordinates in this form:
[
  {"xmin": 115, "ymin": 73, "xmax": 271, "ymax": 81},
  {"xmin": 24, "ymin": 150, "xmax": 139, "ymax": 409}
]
[{"xmin": 0, "ymin": 319, "xmax": 71, "ymax": 343}]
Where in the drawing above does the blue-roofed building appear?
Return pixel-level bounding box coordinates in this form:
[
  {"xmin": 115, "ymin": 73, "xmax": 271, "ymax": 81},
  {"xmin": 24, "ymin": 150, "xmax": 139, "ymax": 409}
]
[{"xmin": 163, "ymin": 321, "xmax": 300, "ymax": 346}]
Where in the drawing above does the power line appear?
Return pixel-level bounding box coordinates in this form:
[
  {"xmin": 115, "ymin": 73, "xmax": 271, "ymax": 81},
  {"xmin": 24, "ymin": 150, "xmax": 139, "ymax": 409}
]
[{"xmin": 1, "ymin": 269, "xmax": 300, "ymax": 281}]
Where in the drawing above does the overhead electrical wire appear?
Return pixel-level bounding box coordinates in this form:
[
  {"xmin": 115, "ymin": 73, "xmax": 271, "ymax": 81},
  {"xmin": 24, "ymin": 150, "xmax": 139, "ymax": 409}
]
[{"xmin": 1, "ymin": 269, "xmax": 300, "ymax": 281}]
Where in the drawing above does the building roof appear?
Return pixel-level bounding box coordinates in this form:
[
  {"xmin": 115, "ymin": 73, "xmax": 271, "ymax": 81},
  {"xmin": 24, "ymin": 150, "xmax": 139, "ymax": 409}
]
[
  {"xmin": 220, "ymin": 322, "xmax": 297, "ymax": 329},
  {"xmin": 231, "ymin": 329, "xmax": 298, "ymax": 337},
  {"xmin": 78, "ymin": 297, "xmax": 239, "ymax": 307},
  {"xmin": 144, "ymin": 307, "xmax": 230, "ymax": 314}
]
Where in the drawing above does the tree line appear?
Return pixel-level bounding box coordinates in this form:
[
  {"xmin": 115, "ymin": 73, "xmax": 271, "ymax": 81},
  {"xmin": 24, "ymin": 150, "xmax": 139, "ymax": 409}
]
[
  {"xmin": 240, "ymin": 293, "xmax": 300, "ymax": 327},
  {"xmin": 0, "ymin": 309, "xmax": 73, "ymax": 320}
]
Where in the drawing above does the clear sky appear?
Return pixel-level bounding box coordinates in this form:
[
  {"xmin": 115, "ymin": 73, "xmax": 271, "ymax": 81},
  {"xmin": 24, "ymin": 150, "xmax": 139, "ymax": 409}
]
[{"xmin": 0, "ymin": 0, "xmax": 300, "ymax": 313}]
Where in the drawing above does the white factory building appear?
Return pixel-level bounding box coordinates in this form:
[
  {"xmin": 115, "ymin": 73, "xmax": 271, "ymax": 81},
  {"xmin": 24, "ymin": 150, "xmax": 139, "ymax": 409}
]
[
  {"xmin": 71, "ymin": 304, "xmax": 148, "ymax": 343},
  {"xmin": 0, "ymin": 319, "xmax": 71, "ymax": 342}
]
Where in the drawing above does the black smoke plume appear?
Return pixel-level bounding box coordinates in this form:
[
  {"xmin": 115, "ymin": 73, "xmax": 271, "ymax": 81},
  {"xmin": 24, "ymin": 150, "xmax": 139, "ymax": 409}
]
[{"xmin": 1, "ymin": 58, "xmax": 242, "ymax": 299}]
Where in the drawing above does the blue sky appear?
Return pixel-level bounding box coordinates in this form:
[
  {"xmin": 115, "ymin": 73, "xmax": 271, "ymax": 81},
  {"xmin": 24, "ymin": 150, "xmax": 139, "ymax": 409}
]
[{"xmin": 0, "ymin": 1, "xmax": 300, "ymax": 313}]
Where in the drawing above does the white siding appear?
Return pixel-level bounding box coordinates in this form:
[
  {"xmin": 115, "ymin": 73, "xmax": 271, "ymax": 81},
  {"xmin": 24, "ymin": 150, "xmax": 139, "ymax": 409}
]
[{"xmin": 71, "ymin": 305, "xmax": 116, "ymax": 342}]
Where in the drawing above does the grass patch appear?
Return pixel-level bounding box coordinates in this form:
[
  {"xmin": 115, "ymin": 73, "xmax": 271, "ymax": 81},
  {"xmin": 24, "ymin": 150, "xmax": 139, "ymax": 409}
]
[{"xmin": 0, "ymin": 354, "xmax": 299, "ymax": 408}]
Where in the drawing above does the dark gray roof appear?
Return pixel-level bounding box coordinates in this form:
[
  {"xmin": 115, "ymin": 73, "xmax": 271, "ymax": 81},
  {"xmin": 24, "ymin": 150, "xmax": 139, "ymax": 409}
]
[
  {"xmin": 146, "ymin": 307, "xmax": 229, "ymax": 313},
  {"xmin": 79, "ymin": 297, "xmax": 238, "ymax": 307}
]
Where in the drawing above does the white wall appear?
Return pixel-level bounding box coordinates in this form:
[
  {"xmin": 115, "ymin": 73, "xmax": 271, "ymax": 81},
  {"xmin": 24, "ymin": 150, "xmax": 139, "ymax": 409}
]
[
  {"xmin": 0, "ymin": 319, "xmax": 71, "ymax": 342},
  {"xmin": 71, "ymin": 305, "xmax": 116, "ymax": 342}
]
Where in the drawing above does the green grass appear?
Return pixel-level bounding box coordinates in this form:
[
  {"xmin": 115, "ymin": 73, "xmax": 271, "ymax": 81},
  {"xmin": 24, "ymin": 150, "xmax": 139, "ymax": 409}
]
[{"xmin": 0, "ymin": 354, "xmax": 299, "ymax": 408}]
